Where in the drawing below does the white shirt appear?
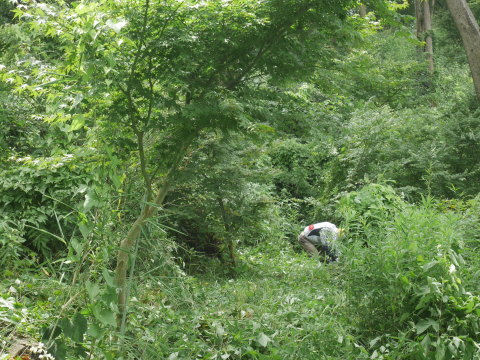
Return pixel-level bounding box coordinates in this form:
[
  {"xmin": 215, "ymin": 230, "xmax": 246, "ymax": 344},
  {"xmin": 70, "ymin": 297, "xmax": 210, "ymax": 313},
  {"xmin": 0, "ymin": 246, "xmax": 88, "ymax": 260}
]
[{"xmin": 302, "ymin": 222, "xmax": 338, "ymax": 246}]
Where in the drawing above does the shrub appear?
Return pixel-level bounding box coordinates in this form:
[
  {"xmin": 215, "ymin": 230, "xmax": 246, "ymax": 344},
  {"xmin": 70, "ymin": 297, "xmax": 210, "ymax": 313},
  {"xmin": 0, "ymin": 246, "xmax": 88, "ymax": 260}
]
[
  {"xmin": 268, "ymin": 138, "xmax": 327, "ymax": 199},
  {"xmin": 337, "ymin": 183, "xmax": 405, "ymax": 244},
  {"xmin": 0, "ymin": 218, "xmax": 27, "ymax": 271},
  {"xmin": 331, "ymin": 103, "xmax": 480, "ymax": 200},
  {"xmin": 0, "ymin": 153, "xmax": 108, "ymax": 260},
  {"xmin": 338, "ymin": 194, "xmax": 480, "ymax": 359}
]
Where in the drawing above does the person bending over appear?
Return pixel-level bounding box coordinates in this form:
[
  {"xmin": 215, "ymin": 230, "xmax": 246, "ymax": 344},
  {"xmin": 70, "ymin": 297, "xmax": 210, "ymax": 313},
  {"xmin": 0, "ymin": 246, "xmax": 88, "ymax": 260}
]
[{"xmin": 298, "ymin": 222, "xmax": 341, "ymax": 262}]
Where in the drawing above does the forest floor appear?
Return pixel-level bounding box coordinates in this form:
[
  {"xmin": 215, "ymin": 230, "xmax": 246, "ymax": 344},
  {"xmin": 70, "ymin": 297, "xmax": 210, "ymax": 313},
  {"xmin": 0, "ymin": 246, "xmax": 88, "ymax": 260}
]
[
  {"xmin": 1, "ymin": 242, "xmax": 355, "ymax": 359},
  {"xmin": 129, "ymin": 242, "xmax": 351, "ymax": 359}
]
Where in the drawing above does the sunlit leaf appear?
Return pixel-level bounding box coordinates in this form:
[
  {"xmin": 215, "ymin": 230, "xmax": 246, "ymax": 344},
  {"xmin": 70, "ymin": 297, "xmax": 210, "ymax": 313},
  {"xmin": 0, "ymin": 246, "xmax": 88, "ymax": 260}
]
[
  {"xmin": 106, "ymin": 19, "xmax": 127, "ymax": 33},
  {"xmin": 257, "ymin": 332, "xmax": 270, "ymax": 347}
]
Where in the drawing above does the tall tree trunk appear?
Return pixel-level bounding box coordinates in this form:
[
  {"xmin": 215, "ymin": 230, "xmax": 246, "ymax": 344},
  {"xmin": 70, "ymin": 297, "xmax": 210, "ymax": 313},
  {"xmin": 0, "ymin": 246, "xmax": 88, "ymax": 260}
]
[
  {"xmin": 423, "ymin": 0, "xmax": 434, "ymax": 73},
  {"xmin": 445, "ymin": 0, "xmax": 480, "ymax": 100},
  {"xmin": 415, "ymin": 0, "xmax": 435, "ymax": 73},
  {"xmin": 415, "ymin": 0, "xmax": 425, "ymax": 43},
  {"xmin": 359, "ymin": 4, "xmax": 367, "ymax": 18}
]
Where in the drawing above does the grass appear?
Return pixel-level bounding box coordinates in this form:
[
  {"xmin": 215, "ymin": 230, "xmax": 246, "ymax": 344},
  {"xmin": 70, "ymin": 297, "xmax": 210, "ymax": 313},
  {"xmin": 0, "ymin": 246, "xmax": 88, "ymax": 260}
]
[
  {"xmin": 122, "ymin": 241, "xmax": 353, "ymax": 359},
  {"xmin": 1, "ymin": 240, "xmax": 354, "ymax": 360},
  {"xmin": 3, "ymin": 197, "xmax": 480, "ymax": 359}
]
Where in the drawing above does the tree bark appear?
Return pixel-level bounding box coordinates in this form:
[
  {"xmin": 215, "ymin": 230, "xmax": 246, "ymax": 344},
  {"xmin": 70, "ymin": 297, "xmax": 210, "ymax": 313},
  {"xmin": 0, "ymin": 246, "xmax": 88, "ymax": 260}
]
[
  {"xmin": 415, "ymin": 0, "xmax": 425, "ymax": 42},
  {"xmin": 415, "ymin": 0, "xmax": 435, "ymax": 73},
  {"xmin": 359, "ymin": 4, "xmax": 367, "ymax": 18},
  {"xmin": 113, "ymin": 138, "xmax": 192, "ymax": 328},
  {"xmin": 114, "ymin": 178, "xmax": 171, "ymax": 327},
  {"xmin": 445, "ymin": 0, "xmax": 480, "ymax": 100},
  {"xmin": 423, "ymin": 0, "xmax": 434, "ymax": 73}
]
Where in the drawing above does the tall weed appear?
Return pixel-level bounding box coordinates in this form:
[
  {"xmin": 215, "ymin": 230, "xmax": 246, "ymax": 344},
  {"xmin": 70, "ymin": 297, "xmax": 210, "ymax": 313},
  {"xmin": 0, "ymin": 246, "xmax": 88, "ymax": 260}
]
[{"xmin": 338, "ymin": 187, "xmax": 480, "ymax": 359}]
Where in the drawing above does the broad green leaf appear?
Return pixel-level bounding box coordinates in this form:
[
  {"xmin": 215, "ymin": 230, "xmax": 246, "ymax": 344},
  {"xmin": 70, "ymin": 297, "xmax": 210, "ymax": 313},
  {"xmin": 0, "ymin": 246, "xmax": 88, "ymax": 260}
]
[
  {"xmin": 72, "ymin": 313, "xmax": 88, "ymax": 342},
  {"xmin": 92, "ymin": 303, "xmax": 116, "ymax": 327},
  {"xmin": 215, "ymin": 324, "xmax": 225, "ymax": 337},
  {"xmin": 42, "ymin": 324, "xmax": 62, "ymax": 341},
  {"xmin": 110, "ymin": 172, "xmax": 123, "ymax": 189},
  {"xmin": 369, "ymin": 336, "xmax": 381, "ymax": 347},
  {"xmin": 60, "ymin": 313, "xmax": 87, "ymax": 343},
  {"xmin": 451, "ymin": 337, "xmax": 462, "ymax": 349},
  {"xmin": 420, "ymin": 334, "xmax": 431, "ymax": 353},
  {"xmin": 86, "ymin": 280, "xmax": 100, "ymax": 300},
  {"xmin": 435, "ymin": 341, "xmax": 446, "ymax": 360},
  {"xmin": 415, "ymin": 318, "xmax": 439, "ymax": 335},
  {"xmin": 79, "ymin": 221, "xmax": 93, "ymax": 239},
  {"xmin": 465, "ymin": 300, "xmax": 475, "ymax": 313},
  {"xmin": 50, "ymin": 339, "xmax": 68, "ymax": 360},
  {"xmin": 83, "ymin": 191, "xmax": 99, "ymax": 212},
  {"xmin": 70, "ymin": 238, "xmax": 83, "ymax": 255},
  {"xmin": 69, "ymin": 114, "xmax": 85, "ymax": 132},
  {"xmin": 447, "ymin": 342, "xmax": 456, "ymax": 355},
  {"xmin": 423, "ymin": 261, "xmax": 438, "ymax": 271},
  {"xmin": 86, "ymin": 323, "xmax": 103, "ymax": 339},
  {"xmin": 75, "ymin": 3, "xmax": 91, "ymax": 15},
  {"xmin": 257, "ymin": 332, "xmax": 270, "ymax": 347},
  {"xmin": 106, "ymin": 19, "xmax": 127, "ymax": 33},
  {"xmin": 70, "ymin": 93, "xmax": 84, "ymax": 110},
  {"xmin": 102, "ymin": 268, "xmax": 116, "ymax": 288}
]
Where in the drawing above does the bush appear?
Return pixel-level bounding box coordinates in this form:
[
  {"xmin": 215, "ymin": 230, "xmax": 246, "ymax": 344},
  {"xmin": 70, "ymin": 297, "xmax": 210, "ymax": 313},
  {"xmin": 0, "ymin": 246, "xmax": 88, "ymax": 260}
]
[
  {"xmin": 0, "ymin": 218, "xmax": 27, "ymax": 271},
  {"xmin": 268, "ymin": 138, "xmax": 328, "ymax": 199},
  {"xmin": 0, "ymin": 153, "xmax": 108, "ymax": 260},
  {"xmin": 331, "ymin": 103, "xmax": 480, "ymax": 200},
  {"xmin": 337, "ymin": 183, "xmax": 405, "ymax": 244},
  {"xmin": 338, "ymin": 193, "xmax": 480, "ymax": 359}
]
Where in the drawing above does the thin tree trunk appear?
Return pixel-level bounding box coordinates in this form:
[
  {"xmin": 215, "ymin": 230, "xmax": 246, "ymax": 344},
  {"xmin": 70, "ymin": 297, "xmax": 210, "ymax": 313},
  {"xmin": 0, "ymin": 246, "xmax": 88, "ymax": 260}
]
[
  {"xmin": 359, "ymin": 4, "xmax": 367, "ymax": 18},
  {"xmin": 415, "ymin": 0, "xmax": 425, "ymax": 41},
  {"xmin": 114, "ymin": 178, "xmax": 171, "ymax": 327},
  {"xmin": 415, "ymin": 0, "xmax": 426, "ymax": 58},
  {"xmin": 423, "ymin": 0, "xmax": 434, "ymax": 73},
  {"xmin": 113, "ymin": 138, "xmax": 193, "ymax": 328},
  {"xmin": 445, "ymin": 0, "xmax": 480, "ymax": 99}
]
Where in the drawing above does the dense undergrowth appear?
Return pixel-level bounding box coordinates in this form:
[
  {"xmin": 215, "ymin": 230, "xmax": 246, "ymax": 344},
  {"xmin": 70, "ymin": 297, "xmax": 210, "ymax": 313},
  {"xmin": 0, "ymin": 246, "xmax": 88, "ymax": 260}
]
[
  {"xmin": 2, "ymin": 0, "xmax": 480, "ymax": 359},
  {"xmin": 2, "ymin": 185, "xmax": 480, "ymax": 359}
]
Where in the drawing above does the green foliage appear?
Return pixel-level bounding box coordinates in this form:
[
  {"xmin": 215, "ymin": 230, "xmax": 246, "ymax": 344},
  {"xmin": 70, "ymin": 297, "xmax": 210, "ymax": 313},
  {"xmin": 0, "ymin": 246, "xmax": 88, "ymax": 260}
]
[
  {"xmin": 462, "ymin": 195, "xmax": 480, "ymax": 250},
  {"xmin": 337, "ymin": 183, "xmax": 405, "ymax": 243},
  {"xmin": 328, "ymin": 103, "xmax": 480, "ymax": 200},
  {"xmin": 339, "ymin": 193, "xmax": 480, "ymax": 359},
  {"xmin": 93, "ymin": 245, "xmax": 352, "ymax": 359},
  {"xmin": 1, "ymin": 0, "xmax": 480, "ymax": 359},
  {"xmin": 162, "ymin": 132, "xmax": 282, "ymax": 263},
  {"xmin": 0, "ymin": 293, "xmax": 25, "ymax": 327},
  {"xmin": 0, "ymin": 1, "xmax": 15, "ymax": 25},
  {"xmin": 269, "ymin": 139, "xmax": 324, "ymax": 199},
  {"xmin": 316, "ymin": 30, "xmax": 426, "ymax": 109},
  {"xmin": 0, "ymin": 152, "xmax": 108, "ymax": 262},
  {"xmin": 452, "ymin": 195, "xmax": 480, "ymax": 292},
  {"xmin": 0, "ymin": 218, "xmax": 27, "ymax": 270}
]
